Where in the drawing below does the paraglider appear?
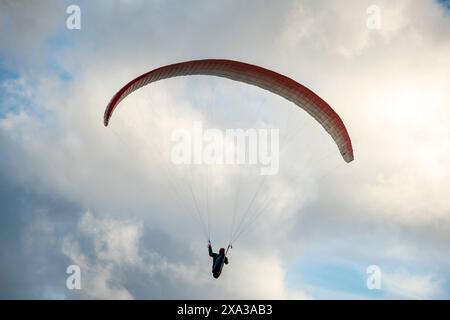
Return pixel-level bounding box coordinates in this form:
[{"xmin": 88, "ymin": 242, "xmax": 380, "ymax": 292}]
[
  {"xmin": 208, "ymin": 241, "xmax": 229, "ymax": 279},
  {"xmin": 104, "ymin": 59, "xmax": 354, "ymax": 279}
]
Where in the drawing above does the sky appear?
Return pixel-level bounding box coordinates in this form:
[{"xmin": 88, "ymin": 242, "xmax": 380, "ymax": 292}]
[{"xmin": 0, "ymin": 0, "xmax": 450, "ymax": 299}]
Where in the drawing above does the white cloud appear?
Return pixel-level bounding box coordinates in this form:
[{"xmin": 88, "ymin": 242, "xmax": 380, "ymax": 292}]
[
  {"xmin": 61, "ymin": 211, "xmax": 311, "ymax": 299},
  {"xmin": 62, "ymin": 212, "xmax": 139, "ymax": 299},
  {"xmin": 1, "ymin": 0, "xmax": 450, "ymax": 299},
  {"xmin": 383, "ymin": 271, "xmax": 444, "ymax": 299}
]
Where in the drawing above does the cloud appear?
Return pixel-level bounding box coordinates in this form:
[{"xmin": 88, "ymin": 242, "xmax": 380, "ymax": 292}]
[
  {"xmin": 0, "ymin": 0, "xmax": 65, "ymax": 67},
  {"xmin": 58, "ymin": 210, "xmax": 311, "ymax": 299},
  {"xmin": 1, "ymin": 0, "xmax": 450, "ymax": 299},
  {"xmin": 62, "ymin": 211, "xmax": 139, "ymax": 299},
  {"xmin": 383, "ymin": 271, "xmax": 445, "ymax": 299}
]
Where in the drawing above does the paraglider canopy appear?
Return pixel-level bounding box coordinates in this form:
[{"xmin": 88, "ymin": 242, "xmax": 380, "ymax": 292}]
[
  {"xmin": 104, "ymin": 59, "xmax": 353, "ymax": 163},
  {"xmin": 104, "ymin": 59, "xmax": 355, "ymax": 249}
]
